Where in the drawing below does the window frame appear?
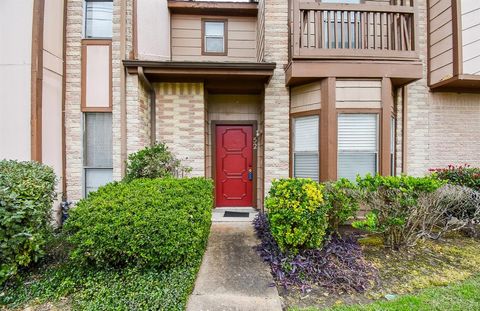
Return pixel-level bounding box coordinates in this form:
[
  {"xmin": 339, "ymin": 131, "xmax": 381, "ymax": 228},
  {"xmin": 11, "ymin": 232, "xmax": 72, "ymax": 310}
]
[
  {"xmin": 337, "ymin": 111, "xmax": 380, "ymax": 181},
  {"xmin": 82, "ymin": 112, "xmax": 113, "ymax": 197},
  {"xmin": 84, "ymin": 0, "xmax": 114, "ymax": 39},
  {"xmin": 292, "ymin": 114, "xmax": 320, "ymax": 181},
  {"xmin": 201, "ymin": 18, "xmax": 228, "ymax": 56}
]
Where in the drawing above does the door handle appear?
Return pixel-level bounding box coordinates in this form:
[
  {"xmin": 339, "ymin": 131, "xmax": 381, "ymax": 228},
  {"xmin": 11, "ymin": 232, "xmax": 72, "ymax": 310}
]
[{"xmin": 248, "ymin": 167, "xmax": 253, "ymax": 181}]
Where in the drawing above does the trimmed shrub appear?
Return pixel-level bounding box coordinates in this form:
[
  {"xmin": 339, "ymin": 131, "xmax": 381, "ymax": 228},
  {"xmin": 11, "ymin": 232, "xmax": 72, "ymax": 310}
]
[
  {"xmin": 430, "ymin": 164, "xmax": 480, "ymax": 192},
  {"xmin": 352, "ymin": 174, "xmax": 444, "ymax": 249},
  {"xmin": 0, "ymin": 160, "xmax": 56, "ymax": 284},
  {"xmin": 266, "ymin": 178, "xmax": 330, "ymax": 253},
  {"xmin": 64, "ymin": 178, "xmax": 213, "ymax": 268},
  {"xmin": 324, "ymin": 178, "xmax": 361, "ymax": 233},
  {"xmin": 124, "ymin": 142, "xmax": 191, "ymax": 182}
]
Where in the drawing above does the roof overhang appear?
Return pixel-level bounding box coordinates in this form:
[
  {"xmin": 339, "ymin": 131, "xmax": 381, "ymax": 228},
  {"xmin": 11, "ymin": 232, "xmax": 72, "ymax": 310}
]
[
  {"xmin": 429, "ymin": 75, "xmax": 480, "ymax": 93},
  {"xmin": 168, "ymin": 0, "xmax": 258, "ymax": 16},
  {"xmin": 124, "ymin": 60, "xmax": 276, "ymax": 94},
  {"xmin": 285, "ymin": 60, "xmax": 423, "ymax": 87}
]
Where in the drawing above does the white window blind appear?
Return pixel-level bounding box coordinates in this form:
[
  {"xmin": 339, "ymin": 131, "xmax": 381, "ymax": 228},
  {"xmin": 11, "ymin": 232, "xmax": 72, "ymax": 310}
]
[
  {"xmin": 85, "ymin": 0, "xmax": 113, "ymax": 38},
  {"xmin": 84, "ymin": 112, "xmax": 113, "ymax": 196},
  {"xmin": 338, "ymin": 113, "xmax": 378, "ymax": 181},
  {"xmin": 293, "ymin": 116, "xmax": 319, "ymax": 181}
]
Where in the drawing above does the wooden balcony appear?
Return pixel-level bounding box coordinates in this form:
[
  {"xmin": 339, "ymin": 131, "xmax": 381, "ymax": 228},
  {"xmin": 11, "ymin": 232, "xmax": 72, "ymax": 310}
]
[{"xmin": 291, "ymin": 1, "xmax": 419, "ymax": 61}]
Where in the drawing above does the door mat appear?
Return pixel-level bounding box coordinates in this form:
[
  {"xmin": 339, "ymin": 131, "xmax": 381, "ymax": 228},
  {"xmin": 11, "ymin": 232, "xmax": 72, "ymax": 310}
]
[{"xmin": 224, "ymin": 211, "xmax": 250, "ymax": 218}]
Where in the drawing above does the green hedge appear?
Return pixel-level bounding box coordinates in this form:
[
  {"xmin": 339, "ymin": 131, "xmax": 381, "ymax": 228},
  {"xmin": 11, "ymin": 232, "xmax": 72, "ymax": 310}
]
[
  {"xmin": 0, "ymin": 160, "xmax": 56, "ymax": 284},
  {"xmin": 430, "ymin": 164, "xmax": 480, "ymax": 192},
  {"xmin": 64, "ymin": 178, "xmax": 213, "ymax": 268},
  {"xmin": 266, "ymin": 178, "xmax": 330, "ymax": 253}
]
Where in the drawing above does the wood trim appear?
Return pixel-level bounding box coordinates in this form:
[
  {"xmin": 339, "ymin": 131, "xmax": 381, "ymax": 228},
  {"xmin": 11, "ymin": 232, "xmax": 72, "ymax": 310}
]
[
  {"xmin": 211, "ymin": 121, "xmax": 258, "ymax": 208},
  {"xmin": 452, "ymin": 0, "xmax": 463, "ymax": 76},
  {"xmin": 426, "ymin": 0, "xmax": 432, "ymax": 86},
  {"xmin": 31, "ymin": 0, "xmax": 45, "ymax": 162},
  {"xmin": 380, "ymin": 77, "xmax": 392, "ymax": 176},
  {"xmin": 120, "ymin": 0, "xmax": 127, "ymax": 178},
  {"xmin": 132, "ymin": 0, "xmax": 138, "ymax": 59},
  {"xmin": 81, "ymin": 39, "xmax": 112, "ymax": 112},
  {"xmin": 201, "ymin": 18, "xmax": 228, "ymax": 56},
  {"xmin": 62, "ymin": 0, "xmax": 68, "ymax": 199},
  {"xmin": 320, "ymin": 77, "xmax": 336, "ymax": 181},
  {"xmin": 168, "ymin": 0, "xmax": 258, "ymax": 16},
  {"xmin": 286, "ymin": 61, "xmax": 423, "ymax": 86},
  {"xmin": 402, "ymin": 86, "xmax": 408, "ymax": 174},
  {"xmin": 290, "ymin": 109, "xmax": 321, "ymax": 118}
]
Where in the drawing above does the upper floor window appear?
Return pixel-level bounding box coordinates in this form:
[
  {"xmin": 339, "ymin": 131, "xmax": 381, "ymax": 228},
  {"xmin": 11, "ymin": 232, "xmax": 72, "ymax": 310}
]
[
  {"xmin": 85, "ymin": 0, "xmax": 113, "ymax": 38},
  {"xmin": 202, "ymin": 20, "xmax": 227, "ymax": 55}
]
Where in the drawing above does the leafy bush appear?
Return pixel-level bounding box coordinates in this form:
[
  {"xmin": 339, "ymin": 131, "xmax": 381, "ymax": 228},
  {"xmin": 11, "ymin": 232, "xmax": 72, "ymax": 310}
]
[
  {"xmin": 324, "ymin": 178, "xmax": 361, "ymax": 233},
  {"xmin": 430, "ymin": 164, "xmax": 480, "ymax": 192},
  {"xmin": 254, "ymin": 213, "xmax": 377, "ymax": 293},
  {"xmin": 124, "ymin": 142, "xmax": 191, "ymax": 182},
  {"xmin": 64, "ymin": 178, "xmax": 213, "ymax": 268},
  {"xmin": 421, "ymin": 185, "xmax": 480, "ymax": 238},
  {"xmin": 352, "ymin": 174, "xmax": 444, "ymax": 249},
  {"xmin": 0, "ymin": 160, "xmax": 56, "ymax": 284},
  {"xmin": 265, "ymin": 178, "xmax": 330, "ymax": 253}
]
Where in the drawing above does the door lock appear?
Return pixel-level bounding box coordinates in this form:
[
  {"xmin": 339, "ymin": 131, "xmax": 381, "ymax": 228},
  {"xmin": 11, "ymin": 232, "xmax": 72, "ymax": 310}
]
[{"xmin": 248, "ymin": 168, "xmax": 253, "ymax": 181}]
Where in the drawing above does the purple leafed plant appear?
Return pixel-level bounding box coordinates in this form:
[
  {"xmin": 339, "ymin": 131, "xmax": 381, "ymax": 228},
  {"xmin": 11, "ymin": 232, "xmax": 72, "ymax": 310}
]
[{"xmin": 253, "ymin": 213, "xmax": 377, "ymax": 293}]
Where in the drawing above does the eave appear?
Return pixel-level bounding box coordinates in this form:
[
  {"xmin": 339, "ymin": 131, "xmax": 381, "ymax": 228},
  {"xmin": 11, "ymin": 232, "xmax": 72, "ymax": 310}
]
[
  {"xmin": 123, "ymin": 60, "xmax": 276, "ymax": 94},
  {"xmin": 285, "ymin": 60, "xmax": 423, "ymax": 87},
  {"xmin": 168, "ymin": 1, "xmax": 258, "ymax": 17},
  {"xmin": 429, "ymin": 75, "xmax": 480, "ymax": 93}
]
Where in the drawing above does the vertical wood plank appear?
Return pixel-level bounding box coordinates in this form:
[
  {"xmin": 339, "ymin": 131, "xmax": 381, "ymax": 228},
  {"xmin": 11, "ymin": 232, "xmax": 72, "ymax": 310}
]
[
  {"xmin": 293, "ymin": 0, "xmax": 300, "ymax": 56},
  {"xmin": 381, "ymin": 77, "xmax": 392, "ymax": 176},
  {"xmin": 320, "ymin": 77, "xmax": 337, "ymax": 181}
]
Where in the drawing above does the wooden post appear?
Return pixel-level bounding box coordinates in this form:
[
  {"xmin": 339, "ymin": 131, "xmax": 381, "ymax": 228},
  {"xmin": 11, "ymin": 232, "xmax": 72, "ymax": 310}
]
[
  {"xmin": 320, "ymin": 77, "xmax": 337, "ymax": 181},
  {"xmin": 381, "ymin": 77, "xmax": 392, "ymax": 176}
]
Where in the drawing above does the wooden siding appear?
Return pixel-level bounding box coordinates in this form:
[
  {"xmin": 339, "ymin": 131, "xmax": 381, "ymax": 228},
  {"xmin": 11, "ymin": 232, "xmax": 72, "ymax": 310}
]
[
  {"xmin": 461, "ymin": 1, "xmax": 480, "ymax": 75},
  {"xmin": 291, "ymin": 82, "xmax": 321, "ymax": 113},
  {"xmin": 335, "ymin": 79, "xmax": 382, "ymax": 109},
  {"xmin": 428, "ymin": 0, "xmax": 454, "ymax": 85},
  {"xmin": 171, "ymin": 14, "xmax": 257, "ymax": 62}
]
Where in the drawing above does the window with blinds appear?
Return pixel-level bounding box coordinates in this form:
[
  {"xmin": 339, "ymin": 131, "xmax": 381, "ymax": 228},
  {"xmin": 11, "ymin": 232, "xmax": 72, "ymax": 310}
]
[
  {"xmin": 293, "ymin": 116, "xmax": 319, "ymax": 181},
  {"xmin": 338, "ymin": 113, "xmax": 378, "ymax": 181},
  {"xmin": 84, "ymin": 112, "xmax": 113, "ymax": 195}
]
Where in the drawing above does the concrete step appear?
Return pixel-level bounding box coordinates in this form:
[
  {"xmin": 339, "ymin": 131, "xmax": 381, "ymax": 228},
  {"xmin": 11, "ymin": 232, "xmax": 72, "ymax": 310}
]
[{"xmin": 212, "ymin": 207, "xmax": 258, "ymax": 223}]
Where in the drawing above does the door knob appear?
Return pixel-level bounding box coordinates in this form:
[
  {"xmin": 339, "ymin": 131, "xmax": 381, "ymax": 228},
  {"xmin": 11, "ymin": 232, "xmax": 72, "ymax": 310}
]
[{"xmin": 248, "ymin": 167, "xmax": 253, "ymax": 181}]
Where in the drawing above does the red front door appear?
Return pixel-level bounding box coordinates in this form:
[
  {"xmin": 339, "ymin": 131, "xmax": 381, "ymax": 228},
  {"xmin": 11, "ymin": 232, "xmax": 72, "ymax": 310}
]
[{"xmin": 215, "ymin": 125, "xmax": 254, "ymax": 207}]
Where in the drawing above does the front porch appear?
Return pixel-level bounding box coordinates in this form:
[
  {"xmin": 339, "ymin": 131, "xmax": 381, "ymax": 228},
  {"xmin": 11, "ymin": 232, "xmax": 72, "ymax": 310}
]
[{"xmin": 124, "ymin": 60, "xmax": 275, "ymax": 210}]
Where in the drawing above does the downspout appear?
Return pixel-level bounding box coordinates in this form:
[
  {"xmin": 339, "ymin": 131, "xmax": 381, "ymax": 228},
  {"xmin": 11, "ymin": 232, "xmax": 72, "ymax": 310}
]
[{"xmin": 138, "ymin": 66, "xmax": 156, "ymax": 145}]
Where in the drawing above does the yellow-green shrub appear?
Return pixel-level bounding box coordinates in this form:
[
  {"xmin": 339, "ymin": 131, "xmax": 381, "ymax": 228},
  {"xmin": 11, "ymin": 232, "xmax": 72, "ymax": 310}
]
[{"xmin": 266, "ymin": 178, "xmax": 330, "ymax": 253}]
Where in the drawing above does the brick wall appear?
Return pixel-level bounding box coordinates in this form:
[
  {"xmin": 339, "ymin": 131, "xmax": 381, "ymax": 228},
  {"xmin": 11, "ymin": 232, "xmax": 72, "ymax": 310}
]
[
  {"xmin": 407, "ymin": 0, "xmax": 480, "ymax": 175},
  {"xmin": 263, "ymin": 0, "xmax": 290, "ymax": 192},
  {"xmin": 126, "ymin": 74, "xmax": 151, "ymax": 156},
  {"xmin": 64, "ymin": 0, "xmax": 83, "ymax": 201},
  {"xmin": 155, "ymin": 83, "xmax": 205, "ymax": 176}
]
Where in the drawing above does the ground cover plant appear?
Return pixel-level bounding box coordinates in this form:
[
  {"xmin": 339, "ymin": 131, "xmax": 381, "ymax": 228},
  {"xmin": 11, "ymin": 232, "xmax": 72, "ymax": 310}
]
[
  {"xmin": 0, "ymin": 160, "xmax": 56, "ymax": 284},
  {"xmin": 291, "ymin": 273, "xmax": 480, "ymax": 311},
  {"xmin": 254, "ymin": 213, "xmax": 377, "ymax": 293},
  {"xmin": 1, "ymin": 178, "xmax": 214, "ymax": 310}
]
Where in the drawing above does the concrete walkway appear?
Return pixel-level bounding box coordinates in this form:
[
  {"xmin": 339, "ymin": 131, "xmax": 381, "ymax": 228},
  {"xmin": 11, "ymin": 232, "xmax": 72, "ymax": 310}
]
[{"xmin": 187, "ymin": 221, "xmax": 283, "ymax": 311}]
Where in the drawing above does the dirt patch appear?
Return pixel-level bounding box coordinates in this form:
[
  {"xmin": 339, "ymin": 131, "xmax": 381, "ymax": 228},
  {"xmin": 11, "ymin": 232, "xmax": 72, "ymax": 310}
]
[{"xmin": 281, "ymin": 234, "xmax": 480, "ymax": 309}]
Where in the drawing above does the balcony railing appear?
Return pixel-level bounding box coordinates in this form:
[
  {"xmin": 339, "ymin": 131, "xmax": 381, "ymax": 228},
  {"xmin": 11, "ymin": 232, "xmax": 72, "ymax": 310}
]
[{"xmin": 291, "ymin": 1, "xmax": 418, "ymax": 60}]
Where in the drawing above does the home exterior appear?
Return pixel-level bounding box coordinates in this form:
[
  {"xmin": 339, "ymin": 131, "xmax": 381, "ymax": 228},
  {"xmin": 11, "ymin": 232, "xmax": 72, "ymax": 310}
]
[{"xmin": 1, "ymin": 0, "xmax": 480, "ymax": 215}]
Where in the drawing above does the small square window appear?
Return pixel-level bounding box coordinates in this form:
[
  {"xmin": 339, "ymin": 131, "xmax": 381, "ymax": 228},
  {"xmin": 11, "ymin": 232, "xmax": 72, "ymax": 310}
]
[
  {"xmin": 203, "ymin": 20, "xmax": 227, "ymax": 54},
  {"xmin": 85, "ymin": 0, "xmax": 113, "ymax": 38}
]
